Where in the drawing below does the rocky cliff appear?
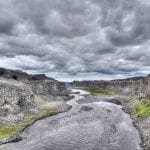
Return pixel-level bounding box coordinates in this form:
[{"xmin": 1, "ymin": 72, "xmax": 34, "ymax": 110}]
[
  {"xmin": 73, "ymin": 75, "xmax": 150, "ymax": 97},
  {"xmin": 0, "ymin": 80, "xmax": 34, "ymax": 123},
  {"xmin": 0, "ymin": 67, "xmax": 66, "ymax": 95},
  {"xmin": 0, "ymin": 68, "xmax": 67, "ymax": 124},
  {"xmin": 0, "ymin": 68, "xmax": 54, "ymax": 81}
]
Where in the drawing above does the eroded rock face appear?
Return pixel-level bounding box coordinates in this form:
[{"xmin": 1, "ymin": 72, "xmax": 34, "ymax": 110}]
[
  {"xmin": 73, "ymin": 76, "xmax": 150, "ymax": 97},
  {"xmin": 0, "ymin": 81, "xmax": 34, "ymax": 115},
  {"xmin": 0, "ymin": 68, "xmax": 29, "ymax": 81},
  {"xmin": 28, "ymin": 80, "xmax": 67, "ymax": 96},
  {"xmin": 0, "ymin": 68, "xmax": 55, "ymax": 81},
  {"xmin": 0, "ymin": 68, "xmax": 67, "ymax": 97},
  {"xmin": 29, "ymin": 74, "xmax": 54, "ymax": 81},
  {"xmin": 0, "ymin": 68, "xmax": 68, "ymax": 123}
]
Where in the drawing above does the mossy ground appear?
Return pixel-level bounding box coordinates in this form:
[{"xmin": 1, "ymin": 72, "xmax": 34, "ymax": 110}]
[
  {"xmin": 90, "ymin": 89, "xmax": 116, "ymax": 95},
  {"xmin": 134, "ymin": 98, "xmax": 150, "ymax": 118},
  {"xmin": 79, "ymin": 87, "xmax": 116, "ymax": 96},
  {"xmin": 0, "ymin": 108, "xmax": 57, "ymax": 140}
]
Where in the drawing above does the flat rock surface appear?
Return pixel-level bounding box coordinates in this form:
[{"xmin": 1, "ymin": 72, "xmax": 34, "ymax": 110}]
[{"xmin": 0, "ymin": 90, "xmax": 142, "ymax": 150}]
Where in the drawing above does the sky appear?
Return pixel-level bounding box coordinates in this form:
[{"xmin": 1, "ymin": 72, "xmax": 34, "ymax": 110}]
[{"xmin": 0, "ymin": 0, "xmax": 150, "ymax": 81}]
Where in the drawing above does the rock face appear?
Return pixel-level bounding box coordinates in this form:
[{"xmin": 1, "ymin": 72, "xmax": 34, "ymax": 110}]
[
  {"xmin": 0, "ymin": 80, "xmax": 35, "ymax": 124},
  {"xmin": 0, "ymin": 81, "xmax": 34, "ymax": 116},
  {"xmin": 30, "ymin": 74, "xmax": 53, "ymax": 81},
  {"xmin": 0, "ymin": 68, "xmax": 67, "ymax": 123},
  {"xmin": 0, "ymin": 68, "xmax": 54, "ymax": 81},
  {"xmin": 28, "ymin": 80, "xmax": 67, "ymax": 96},
  {"xmin": 0, "ymin": 68, "xmax": 29, "ymax": 81},
  {"xmin": 0, "ymin": 67, "xmax": 67, "ymax": 96},
  {"xmin": 73, "ymin": 75, "xmax": 150, "ymax": 97}
]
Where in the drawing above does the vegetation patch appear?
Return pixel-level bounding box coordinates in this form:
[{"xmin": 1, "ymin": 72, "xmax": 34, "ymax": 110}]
[
  {"xmin": 134, "ymin": 98, "xmax": 150, "ymax": 118},
  {"xmin": 80, "ymin": 88, "xmax": 116, "ymax": 96},
  {"xmin": 129, "ymin": 96, "xmax": 139, "ymax": 102},
  {"xmin": 0, "ymin": 108, "xmax": 57, "ymax": 140}
]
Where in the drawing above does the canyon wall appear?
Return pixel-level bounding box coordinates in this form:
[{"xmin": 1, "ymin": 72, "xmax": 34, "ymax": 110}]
[
  {"xmin": 0, "ymin": 68, "xmax": 67, "ymax": 96},
  {"xmin": 27, "ymin": 80, "xmax": 67, "ymax": 96},
  {"xmin": 0, "ymin": 81, "xmax": 34, "ymax": 120},
  {"xmin": 73, "ymin": 75, "xmax": 150, "ymax": 97},
  {"xmin": 0, "ymin": 68, "xmax": 67, "ymax": 123}
]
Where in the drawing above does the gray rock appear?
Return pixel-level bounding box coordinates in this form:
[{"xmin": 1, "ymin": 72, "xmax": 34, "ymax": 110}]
[{"xmin": 80, "ymin": 105, "xmax": 93, "ymax": 111}]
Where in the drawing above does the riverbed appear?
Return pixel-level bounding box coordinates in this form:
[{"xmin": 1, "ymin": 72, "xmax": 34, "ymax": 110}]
[{"xmin": 0, "ymin": 89, "xmax": 142, "ymax": 150}]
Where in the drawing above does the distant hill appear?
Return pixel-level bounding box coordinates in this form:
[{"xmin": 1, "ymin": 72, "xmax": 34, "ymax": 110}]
[{"xmin": 0, "ymin": 68, "xmax": 54, "ymax": 81}]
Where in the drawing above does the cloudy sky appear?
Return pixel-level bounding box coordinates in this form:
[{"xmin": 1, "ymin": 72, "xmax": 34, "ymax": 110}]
[{"xmin": 0, "ymin": 0, "xmax": 150, "ymax": 81}]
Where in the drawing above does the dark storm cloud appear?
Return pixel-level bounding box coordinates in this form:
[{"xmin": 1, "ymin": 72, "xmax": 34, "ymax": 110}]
[
  {"xmin": 0, "ymin": 0, "xmax": 150, "ymax": 81},
  {"xmin": 105, "ymin": 1, "xmax": 150, "ymax": 46},
  {"xmin": 0, "ymin": 1, "xmax": 17, "ymax": 34},
  {"xmin": 13, "ymin": 0, "xmax": 97, "ymax": 38}
]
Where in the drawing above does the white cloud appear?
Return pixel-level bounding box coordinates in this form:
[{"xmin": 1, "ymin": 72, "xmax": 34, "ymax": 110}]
[{"xmin": 0, "ymin": 0, "xmax": 149, "ymax": 81}]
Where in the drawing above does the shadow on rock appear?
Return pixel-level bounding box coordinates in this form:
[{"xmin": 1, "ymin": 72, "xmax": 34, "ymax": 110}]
[
  {"xmin": 79, "ymin": 106, "xmax": 94, "ymax": 112},
  {"xmin": 103, "ymin": 99, "xmax": 122, "ymax": 105}
]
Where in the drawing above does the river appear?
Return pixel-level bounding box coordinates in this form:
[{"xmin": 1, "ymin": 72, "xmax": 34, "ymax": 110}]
[{"xmin": 0, "ymin": 89, "xmax": 142, "ymax": 150}]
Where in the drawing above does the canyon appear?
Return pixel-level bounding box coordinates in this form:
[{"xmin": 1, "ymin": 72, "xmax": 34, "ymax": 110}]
[
  {"xmin": 0, "ymin": 68, "xmax": 70, "ymax": 145},
  {"xmin": 0, "ymin": 89, "xmax": 142, "ymax": 150},
  {"xmin": 0, "ymin": 68, "xmax": 149, "ymax": 150},
  {"xmin": 73, "ymin": 75, "xmax": 150, "ymax": 98},
  {"xmin": 72, "ymin": 76, "xmax": 150, "ymax": 149}
]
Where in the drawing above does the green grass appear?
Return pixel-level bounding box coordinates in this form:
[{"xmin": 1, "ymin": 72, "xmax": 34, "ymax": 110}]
[
  {"xmin": 90, "ymin": 89, "xmax": 116, "ymax": 95},
  {"xmin": 79, "ymin": 88, "xmax": 116, "ymax": 96},
  {"xmin": 0, "ymin": 108, "xmax": 57, "ymax": 140},
  {"xmin": 0, "ymin": 125, "xmax": 22, "ymax": 139},
  {"xmin": 134, "ymin": 99, "xmax": 150, "ymax": 118}
]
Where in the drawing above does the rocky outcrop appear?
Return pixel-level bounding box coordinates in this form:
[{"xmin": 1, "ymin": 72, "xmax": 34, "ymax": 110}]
[
  {"xmin": 0, "ymin": 68, "xmax": 54, "ymax": 81},
  {"xmin": 28, "ymin": 80, "xmax": 67, "ymax": 96},
  {"xmin": 0, "ymin": 68, "xmax": 67, "ymax": 96},
  {"xmin": 73, "ymin": 80, "xmax": 141, "ymax": 91},
  {"xmin": 0, "ymin": 68, "xmax": 29, "ymax": 81},
  {"xmin": 29, "ymin": 74, "xmax": 54, "ymax": 81},
  {"xmin": 0, "ymin": 68, "xmax": 68, "ymax": 124},
  {"xmin": 0, "ymin": 80, "xmax": 34, "ymax": 123},
  {"xmin": 0, "ymin": 82, "xmax": 34, "ymax": 108}
]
